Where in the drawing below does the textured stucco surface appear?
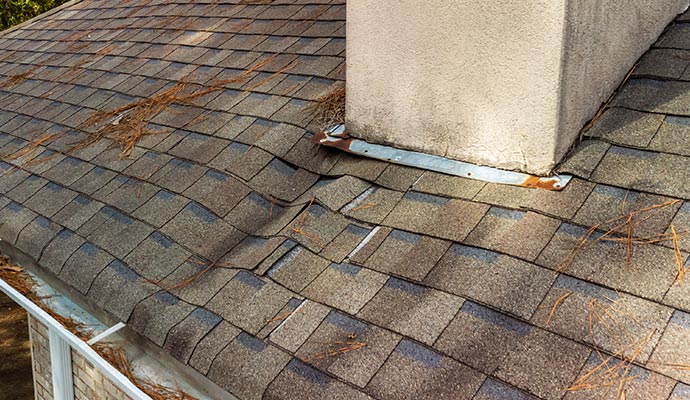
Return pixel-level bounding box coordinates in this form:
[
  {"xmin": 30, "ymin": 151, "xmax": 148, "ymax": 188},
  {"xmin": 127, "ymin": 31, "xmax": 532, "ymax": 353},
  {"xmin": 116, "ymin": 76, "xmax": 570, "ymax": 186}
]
[
  {"xmin": 556, "ymin": 0, "xmax": 690, "ymax": 162},
  {"xmin": 346, "ymin": 0, "xmax": 688, "ymax": 175}
]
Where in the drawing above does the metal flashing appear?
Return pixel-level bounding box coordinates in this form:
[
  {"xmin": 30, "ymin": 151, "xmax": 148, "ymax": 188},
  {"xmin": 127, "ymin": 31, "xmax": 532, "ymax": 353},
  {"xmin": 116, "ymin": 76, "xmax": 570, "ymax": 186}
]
[{"xmin": 313, "ymin": 125, "xmax": 572, "ymax": 191}]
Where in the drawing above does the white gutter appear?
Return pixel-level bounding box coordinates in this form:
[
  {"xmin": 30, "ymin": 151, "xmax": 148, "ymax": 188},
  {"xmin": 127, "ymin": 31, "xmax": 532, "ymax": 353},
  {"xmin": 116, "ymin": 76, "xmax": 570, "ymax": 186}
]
[{"xmin": 0, "ymin": 277, "xmax": 151, "ymax": 400}]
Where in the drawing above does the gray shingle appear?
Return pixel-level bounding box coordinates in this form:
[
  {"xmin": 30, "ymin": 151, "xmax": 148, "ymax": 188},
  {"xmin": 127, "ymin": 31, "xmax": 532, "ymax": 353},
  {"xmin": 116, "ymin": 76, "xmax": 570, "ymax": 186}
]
[
  {"xmin": 209, "ymin": 141, "xmax": 273, "ymax": 180},
  {"xmin": 6, "ymin": 174, "xmax": 47, "ymax": 203},
  {"xmin": 249, "ymin": 158, "xmax": 318, "ymax": 202},
  {"xmin": 124, "ymin": 231, "xmax": 190, "ymax": 281},
  {"xmin": 592, "ymin": 146, "xmax": 690, "ymax": 199},
  {"xmin": 556, "ymin": 139, "xmax": 610, "ymax": 178},
  {"xmin": 69, "ymin": 166, "xmax": 117, "ymax": 195},
  {"xmin": 296, "ymin": 310, "xmax": 401, "ymax": 388},
  {"xmin": 150, "ymin": 158, "xmax": 209, "ymax": 194},
  {"xmin": 132, "ymin": 189, "xmax": 189, "ymax": 228},
  {"xmin": 40, "ymin": 229, "xmax": 85, "ymax": 275},
  {"xmin": 366, "ymin": 339, "xmax": 485, "ymax": 400},
  {"xmin": 565, "ymin": 352, "xmax": 675, "ymax": 400},
  {"xmin": 612, "ymin": 79, "xmax": 690, "ymax": 116},
  {"xmin": 237, "ymin": 122, "xmax": 305, "ymax": 157},
  {"xmin": 436, "ymin": 301, "xmax": 531, "ymax": 375},
  {"xmin": 537, "ymin": 223, "xmax": 683, "ymax": 301},
  {"xmin": 286, "ymin": 204, "xmax": 350, "ymax": 252},
  {"xmin": 329, "ymin": 153, "xmax": 387, "ymax": 181},
  {"xmin": 86, "ymin": 207, "xmax": 154, "ymax": 259},
  {"xmin": 87, "ymin": 260, "xmax": 159, "ymax": 322},
  {"xmin": 163, "ymin": 308, "xmax": 222, "ymax": 364},
  {"xmin": 342, "ymin": 187, "xmax": 404, "ymax": 224},
  {"xmin": 129, "ymin": 291, "xmax": 195, "ymax": 346},
  {"xmin": 183, "ymin": 170, "xmax": 251, "ymax": 217},
  {"xmin": 426, "ymin": 244, "xmax": 556, "ymax": 319},
  {"xmin": 532, "ymin": 275, "xmax": 671, "ymax": 363},
  {"xmin": 164, "ymin": 258, "xmax": 239, "ymax": 306},
  {"xmin": 473, "ymin": 379, "xmax": 539, "ymax": 400},
  {"xmin": 302, "ymin": 262, "xmax": 387, "ymax": 314},
  {"xmin": 269, "ymin": 300, "xmax": 330, "ymax": 353},
  {"xmin": 375, "ymin": 164, "xmax": 423, "ymax": 192},
  {"xmin": 267, "ymin": 246, "xmax": 330, "ymax": 292},
  {"xmin": 648, "ymin": 115, "xmax": 690, "ymax": 156},
  {"xmin": 100, "ymin": 176, "xmax": 158, "ymax": 213},
  {"xmin": 573, "ymin": 184, "xmax": 680, "ymax": 238},
  {"xmin": 670, "ymin": 383, "xmax": 690, "ymax": 400},
  {"xmin": 584, "ymin": 108, "xmax": 662, "ymax": 147},
  {"xmin": 658, "ymin": 24, "xmax": 690, "ymax": 49},
  {"xmin": 648, "ymin": 310, "xmax": 690, "ymax": 384},
  {"xmin": 59, "ymin": 242, "xmax": 114, "ymax": 294},
  {"xmin": 225, "ymin": 192, "xmax": 284, "ymax": 234},
  {"xmin": 206, "ymin": 271, "xmax": 294, "ymax": 334},
  {"xmin": 265, "ymin": 359, "xmax": 373, "ymax": 400},
  {"xmin": 271, "ymin": 98, "xmax": 314, "ymax": 127},
  {"xmin": 474, "ymin": 179, "xmax": 594, "ymax": 220},
  {"xmin": 185, "ymin": 110, "xmax": 236, "ymax": 137},
  {"xmin": 321, "ymin": 224, "xmax": 371, "ymax": 263},
  {"xmin": 122, "ymin": 150, "xmax": 173, "ymax": 180},
  {"xmin": 464, "ymin": 207, "xmax": 561, "ymax": 262},
  {"xmin": 0, "ymin": 201, "xmax": 37, "ymax": 244},
  {"xmin": 15, "ymin": 216, "xmax": 61, "ymax": 259},
  {"xmin": 52, "ymin": 194, "xmax": 103, "ymax": 231},
  {"xmin": 161, "ymin": 201, "xmax": 245, "ymax": 261},
  {"xmin": 634, "ymin": 49, "xmax": 690, "ymax": 79},
  {"xmin": 168, "ymin": 132, "xmax": 229, "ymax": 164},
  {"xmin": 494, "ymin": 329, "xmax": 590, "ymax": 400},
  {"xmin": 219, "ymin": 236, "xmax": 284, "ymax": 270},
  {"xmin": 189, "ymin": 321, "xmax": 241, "ymax": 375},
  {"xmin": 208, "ymin": 332, "xmax": 291, "ymax": 400},
  {"xmin": 23, "ymin": 182, "xmax": 78, "ymax": 217},
  {"xmin": 383, "ymin": 192, "xmax": 488, "ymax": 242},
  {"xmin": 358, "ymin": 277, "xmax": 463, "ymax": 345},
  {"xmin": 0, "ymin": 162, "xmax": 29, "ymax": 194},
  {"xmin": 364, "ymin": 230, "xmax": 450, "ymax": 281}
]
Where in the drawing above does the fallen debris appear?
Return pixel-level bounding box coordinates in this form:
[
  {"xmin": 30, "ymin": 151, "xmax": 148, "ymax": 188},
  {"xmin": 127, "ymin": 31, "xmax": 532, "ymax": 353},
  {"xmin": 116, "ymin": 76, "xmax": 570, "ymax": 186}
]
[
  {"xmin": 557, "ymin": 200, "xmax": 683, "ymax": 273},
  {"xmin": 0, "ymin": 67, "xmax": 37, "ymax": 89},
  {"xmin": 155, "ymin": 256, "xmax": 233, "ymax": 291},
  {"xmin": 291, "ymin": 197, "xmax": 326, "ymax": 249},
  {"xmin": 306, "ymin": 337, "xmax": 368, "ymax": 362},
  {"xmin": 7, "ymin": 57, "xmax": 287, "ymax": 166},
  {"xmin": 0, "ymin": 256, "xmax": 198, "ymax": 400},
  {"xmin": 307, "ymin": 85, "xmax": 345, "ymax": 132},
  {"xmin": 545, "ymin": 291, "xmax": 572, "ymax": 327}
]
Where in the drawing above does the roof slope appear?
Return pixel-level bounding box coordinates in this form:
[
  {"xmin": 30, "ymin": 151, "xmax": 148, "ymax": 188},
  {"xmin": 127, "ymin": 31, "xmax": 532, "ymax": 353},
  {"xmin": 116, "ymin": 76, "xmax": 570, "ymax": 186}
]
[{"xmin": 1, "ymin": 1, "xmax": 690, "ymax": 400}]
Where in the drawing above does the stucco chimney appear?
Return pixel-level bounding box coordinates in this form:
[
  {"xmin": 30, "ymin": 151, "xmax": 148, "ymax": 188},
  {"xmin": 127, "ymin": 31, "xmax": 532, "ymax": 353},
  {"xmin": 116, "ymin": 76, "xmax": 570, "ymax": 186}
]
[{"xmin": 346, "ymin": 0, "xmax": 689, "ymax": 175}]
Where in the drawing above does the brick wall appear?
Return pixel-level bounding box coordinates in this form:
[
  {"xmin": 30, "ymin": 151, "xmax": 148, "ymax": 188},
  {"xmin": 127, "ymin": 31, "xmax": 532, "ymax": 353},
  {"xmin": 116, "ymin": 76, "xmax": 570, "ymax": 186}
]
[
  {"xmin": 27, "ymin": 315, "xmax": 135, "ymax": 400},
  {"xmin": 29, "ymin": 315, "xmax": 54, "ymax": 400}
]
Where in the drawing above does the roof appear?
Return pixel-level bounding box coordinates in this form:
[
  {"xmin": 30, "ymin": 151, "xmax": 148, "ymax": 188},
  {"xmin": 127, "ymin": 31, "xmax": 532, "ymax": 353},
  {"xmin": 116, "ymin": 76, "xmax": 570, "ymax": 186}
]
[{"xmin": 1, "ymin": 1, "xmax": 690, "ymax": 399}]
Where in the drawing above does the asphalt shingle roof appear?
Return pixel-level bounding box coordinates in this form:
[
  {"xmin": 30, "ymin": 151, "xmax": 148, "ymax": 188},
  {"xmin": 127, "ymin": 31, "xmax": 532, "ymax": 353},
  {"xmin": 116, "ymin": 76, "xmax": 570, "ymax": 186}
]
[{"xmin": 3, "ymin": 1, "xmax": 690, "ymax": 399}]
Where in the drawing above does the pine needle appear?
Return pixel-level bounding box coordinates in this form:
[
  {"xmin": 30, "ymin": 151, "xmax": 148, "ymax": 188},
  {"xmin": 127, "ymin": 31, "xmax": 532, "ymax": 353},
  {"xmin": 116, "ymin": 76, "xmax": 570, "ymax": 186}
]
[
  {"xmin": 672, "ymin": 224, "xmax": 684, "ymax": 285},
  {"xmin": 0, "ymin": 256, "xmax": 198, "ymax": 400},
  {"xmin": 545, "ymin": 291, "xmax": 572, "ymax": 326},
  {"xmin": 306, "ymin": 85, "xmax": 345, "ymax": 132}
]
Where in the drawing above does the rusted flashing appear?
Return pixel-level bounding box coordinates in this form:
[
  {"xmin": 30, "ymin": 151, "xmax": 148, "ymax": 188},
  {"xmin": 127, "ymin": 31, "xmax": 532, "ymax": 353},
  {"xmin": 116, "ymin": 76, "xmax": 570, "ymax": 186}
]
[{"xmin": 312, "ymin": 125, "xmax": 572, "ymax": 191}]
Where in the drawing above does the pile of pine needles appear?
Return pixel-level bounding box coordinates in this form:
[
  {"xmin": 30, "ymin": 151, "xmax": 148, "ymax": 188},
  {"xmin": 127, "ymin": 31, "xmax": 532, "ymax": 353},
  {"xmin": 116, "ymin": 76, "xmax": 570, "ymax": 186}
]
[
  {"xmin": 305, "ymin": 332, "xmax": 367, "ymax": 363},
  {"xmin": 7, "ymin": 56, "xmax": 291, "ymax": 167},
  {"xmin": 555, "ymin": 196, "xmax": 688, "ymax": 398},
  {"xmin": 0, "ymin": 67, "xmax": 37, "ymax": 89},
  {"xmin": 557, "ymin": 199, "xmax": 683, "ymax": 273},
  {"xmin": 307, "ymin": 85, "xmax": 345, "ymax": 132}
]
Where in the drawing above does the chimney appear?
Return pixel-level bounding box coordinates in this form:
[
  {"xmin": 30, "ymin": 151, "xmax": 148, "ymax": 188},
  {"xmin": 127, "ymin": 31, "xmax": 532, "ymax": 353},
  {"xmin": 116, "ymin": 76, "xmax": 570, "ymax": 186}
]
[{"xmin": 345, "ymin": 0, "xmax": 688, "ymax": 175}]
